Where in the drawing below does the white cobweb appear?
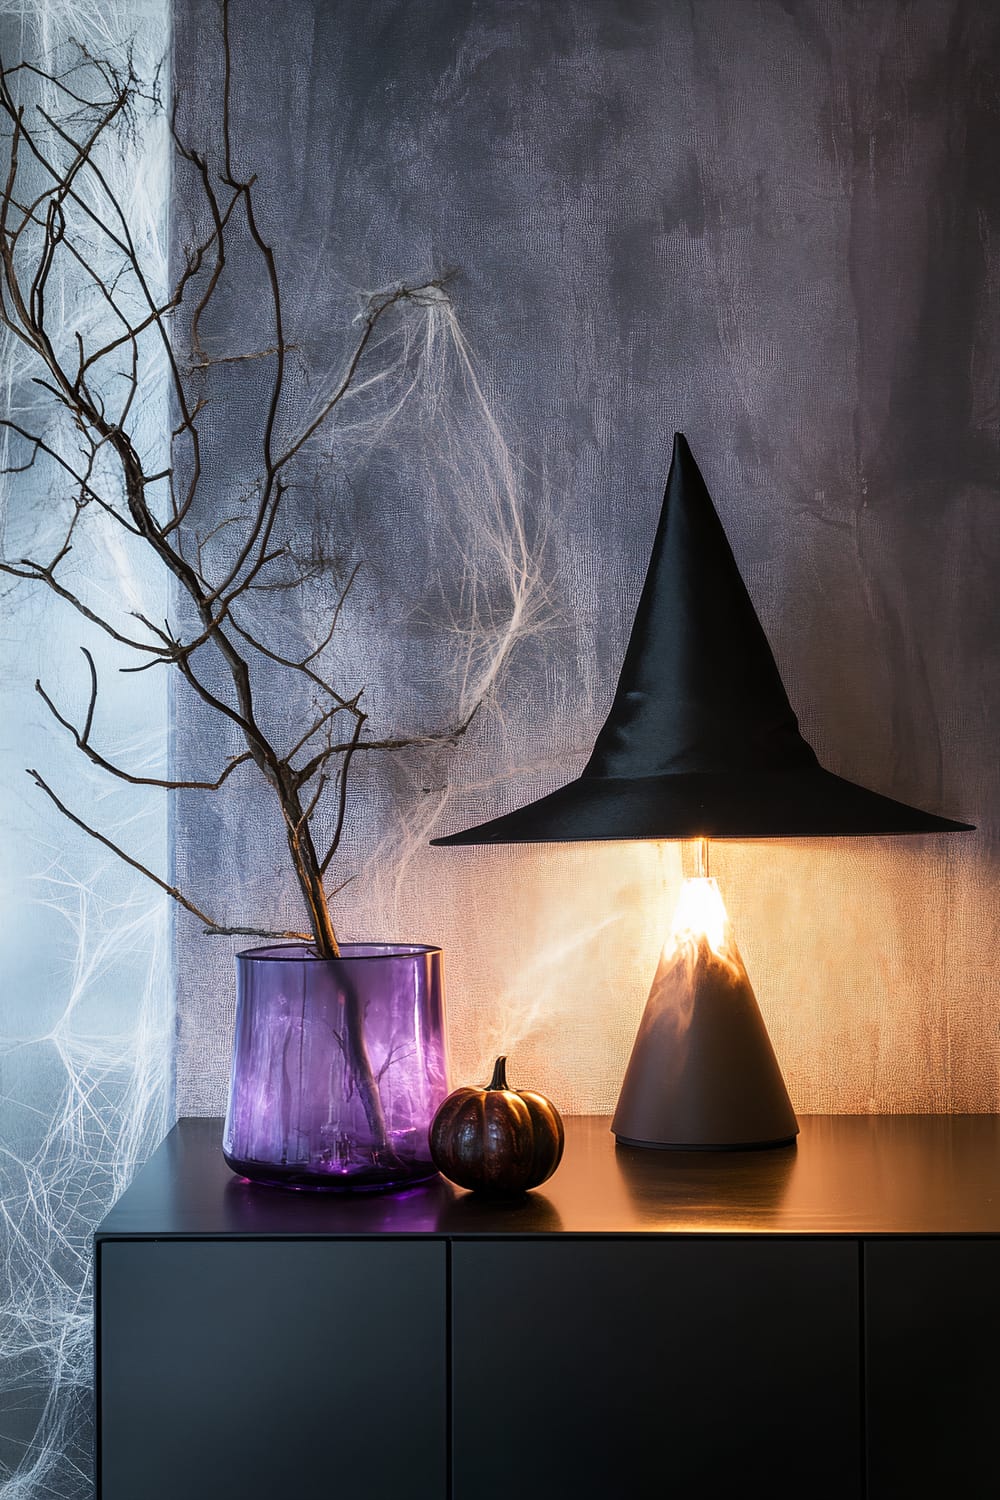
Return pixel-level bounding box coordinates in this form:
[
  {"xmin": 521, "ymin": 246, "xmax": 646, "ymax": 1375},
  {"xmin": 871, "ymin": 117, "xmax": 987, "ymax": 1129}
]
[
  {"xmin": 0, "ymin": 869, "xmax": 171, "ymax": 1500},
  {"xmin": 0, "ymin": 2, "xmax": 172, "ymax": 1496}
]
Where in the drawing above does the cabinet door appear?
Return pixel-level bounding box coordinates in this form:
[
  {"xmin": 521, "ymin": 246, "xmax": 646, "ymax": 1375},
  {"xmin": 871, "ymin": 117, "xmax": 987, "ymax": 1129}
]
[
  {"xmin": 98, "ymin": 1239, "xmax": 446, "ymax": 1500},
  {"xmin": 866, "ymin": 1240, "xmax": 1000, "ymax": 1499},
  {"xmin": 452, "ymin": 1239, "xmax": 860, "ymax": 1500}
]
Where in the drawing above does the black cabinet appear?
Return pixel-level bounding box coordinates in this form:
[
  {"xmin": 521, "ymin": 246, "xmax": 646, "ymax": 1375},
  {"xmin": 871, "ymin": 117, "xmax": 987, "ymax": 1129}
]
[
  {"xmin": 95, "ymin": 1115, "xmax": 1000, "ymax": 1500},
  {"xmin": 452, "ymin": 1240, "xmax": 860, "ymax": 1500},
  {"xmin": 98, "ymin": 1239, "xmax": 446, "ymax": 1500},
  {"xmin": 866, "ymin": 1240, "xmax": 1000, "ymax": 1499}
]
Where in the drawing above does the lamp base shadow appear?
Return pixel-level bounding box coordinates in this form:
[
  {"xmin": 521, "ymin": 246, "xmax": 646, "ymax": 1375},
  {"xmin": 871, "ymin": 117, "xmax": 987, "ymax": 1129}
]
[{"xmin": 613, "ymin": 1132, "xmax": 798, "ymax": 1152}]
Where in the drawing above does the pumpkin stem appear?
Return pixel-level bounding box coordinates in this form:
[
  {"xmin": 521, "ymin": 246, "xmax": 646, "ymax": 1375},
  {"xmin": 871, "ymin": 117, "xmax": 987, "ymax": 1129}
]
[{"xmin": 487, "ymin": 1056, "xmax": 509, "ymax": 1091}]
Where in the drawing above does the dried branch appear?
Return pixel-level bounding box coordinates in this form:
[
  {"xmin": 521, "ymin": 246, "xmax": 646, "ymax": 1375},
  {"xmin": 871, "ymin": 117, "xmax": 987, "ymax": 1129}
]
[
  {"xmin": 302, "ymin": 559, "xmax": 360, "ymax": 663},
  {"xmin": 34, "ymin": 649, "xmax": 253, "ymax": 791},
  {"xmin": 0, "ymin": 417, "xmax": 137, "ymax": 530},
  {"xmin": 28, "ymin": 766, "xmax": 229, "ymax": 931},
  {"xmin": 202, "ymin": 924, "xmax": 314, "ymax": 941},
  {"xmin": 0, "ymin": 556, "xmax": 172, "ymax": 654},
  {"xmin": 30, "ymin": 760, "xmax": 313, "ymax": 942},
  {"xmin": 226, "ymin": 610, "xmax": 362, "ymax": 715},
  {"xmin": 1, "ymin": 1, "xmax": 479, "ymax": 1001},
  {"xmin": 186, "ymin": 343, "xmax": 289, "ymax": 370}
]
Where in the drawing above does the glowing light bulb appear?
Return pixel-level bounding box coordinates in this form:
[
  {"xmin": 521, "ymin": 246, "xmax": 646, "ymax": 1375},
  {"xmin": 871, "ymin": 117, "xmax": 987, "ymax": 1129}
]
[{"xmin": 666, "ymin": 876, "xmax": 731, "ymax": 959}]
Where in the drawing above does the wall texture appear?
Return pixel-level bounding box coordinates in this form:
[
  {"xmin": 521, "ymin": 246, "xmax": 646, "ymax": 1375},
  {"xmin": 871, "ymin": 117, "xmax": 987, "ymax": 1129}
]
[{"xmin": 172, "ymin": 0, "xmax": 997, "ymax": 1119}]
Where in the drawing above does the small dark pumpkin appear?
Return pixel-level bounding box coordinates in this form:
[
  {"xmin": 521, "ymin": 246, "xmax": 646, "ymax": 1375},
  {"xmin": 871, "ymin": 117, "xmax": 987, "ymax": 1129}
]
[{"xmin": 430, "ymin": 1056, "xmax": 565, "ymax": 1194}]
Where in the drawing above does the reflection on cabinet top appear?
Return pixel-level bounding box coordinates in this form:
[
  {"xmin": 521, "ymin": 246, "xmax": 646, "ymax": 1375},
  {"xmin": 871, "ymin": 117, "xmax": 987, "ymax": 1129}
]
[{"xmin": 95, "ymin": 1115, "xmax": 1000, "ymax": 1241}]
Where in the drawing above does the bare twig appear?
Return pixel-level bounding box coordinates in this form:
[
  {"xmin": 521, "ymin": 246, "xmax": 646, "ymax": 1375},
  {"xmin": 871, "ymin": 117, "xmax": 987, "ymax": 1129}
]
[
  {"xmin": 34, "ymin": 651, "xmax": 253, "ymax": 791},
  {"xmin": 28, "ymin": 767, "xmax": 228, "ymax": 931},
  {"xmin": 202, "ymin": 924, "xmax": 315, "ymax": 941},
  {"xmin": 0, "ymin": 0, "xmax": 479, "ymax": 1076}
]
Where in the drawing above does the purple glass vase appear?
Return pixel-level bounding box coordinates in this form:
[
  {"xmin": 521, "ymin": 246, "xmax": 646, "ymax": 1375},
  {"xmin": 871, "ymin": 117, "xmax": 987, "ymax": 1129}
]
[{"xmin": 223, "ymin": 943, "xmax": 448, "ymax": 1191}]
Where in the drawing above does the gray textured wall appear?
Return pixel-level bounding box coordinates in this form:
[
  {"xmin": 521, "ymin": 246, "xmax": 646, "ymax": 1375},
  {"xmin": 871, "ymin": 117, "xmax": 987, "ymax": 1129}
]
[{"xmin": 173, "ymin": 0, "xmax": 997, "ymax": 1118}]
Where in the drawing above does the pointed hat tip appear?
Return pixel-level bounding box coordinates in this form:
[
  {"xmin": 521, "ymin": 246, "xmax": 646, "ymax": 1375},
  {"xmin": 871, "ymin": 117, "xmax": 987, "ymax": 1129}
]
[{"xmin": 667, "ymin": 430, "xmax": 703, "ymax": 488}]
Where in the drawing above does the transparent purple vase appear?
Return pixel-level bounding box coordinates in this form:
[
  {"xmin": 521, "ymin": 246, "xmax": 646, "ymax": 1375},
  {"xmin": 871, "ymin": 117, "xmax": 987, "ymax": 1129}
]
[{"xmin": 223, "ymin": 943, "xmax": 448, "ymax": 1192}]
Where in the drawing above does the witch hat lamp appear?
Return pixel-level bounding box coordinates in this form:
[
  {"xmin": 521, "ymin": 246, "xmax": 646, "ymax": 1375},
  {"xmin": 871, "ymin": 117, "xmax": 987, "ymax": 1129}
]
[{"xmin": 432, "ymin": 434, "xmax": 973, "ymax": 1149}]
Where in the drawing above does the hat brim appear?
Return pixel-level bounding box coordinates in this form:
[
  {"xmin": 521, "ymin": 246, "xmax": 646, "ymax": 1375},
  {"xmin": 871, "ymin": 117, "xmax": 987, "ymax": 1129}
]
[{"xmin": 430, "ymin": 768, "xmax": 973, "ymax": 844}]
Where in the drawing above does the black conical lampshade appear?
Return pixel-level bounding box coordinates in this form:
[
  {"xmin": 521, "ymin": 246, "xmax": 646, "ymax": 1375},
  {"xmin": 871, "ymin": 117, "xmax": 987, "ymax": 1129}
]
[{"xmin": 432, "ymin": 433, "xmax": 973, "ymax": 844}]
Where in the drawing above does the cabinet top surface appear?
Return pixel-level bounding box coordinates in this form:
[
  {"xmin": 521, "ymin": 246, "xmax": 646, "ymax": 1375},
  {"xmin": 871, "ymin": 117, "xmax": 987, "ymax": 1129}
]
[{"xmin": 95, "ymin": 1115, "xmax": 1000, "ymax": 1239}]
